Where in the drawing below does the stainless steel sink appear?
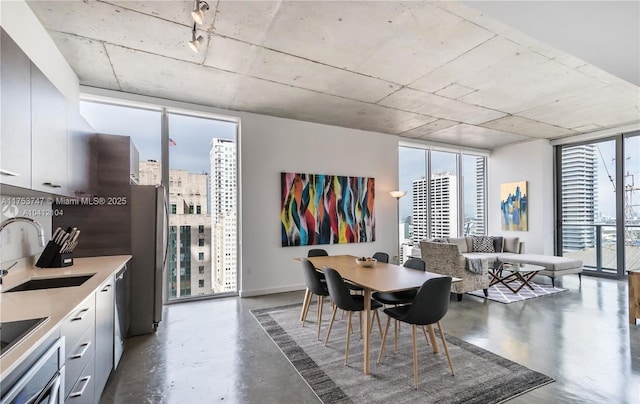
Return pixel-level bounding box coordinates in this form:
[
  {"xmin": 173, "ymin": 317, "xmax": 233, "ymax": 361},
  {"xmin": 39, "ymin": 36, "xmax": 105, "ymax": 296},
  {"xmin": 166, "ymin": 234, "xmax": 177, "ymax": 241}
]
[
  {"xmin": 3, "ymin": 274, "xmax": 95, "ymax": 293},
  {"xmin": 0, "ymin": 317, "xmax": 48, "ymax": 357}
]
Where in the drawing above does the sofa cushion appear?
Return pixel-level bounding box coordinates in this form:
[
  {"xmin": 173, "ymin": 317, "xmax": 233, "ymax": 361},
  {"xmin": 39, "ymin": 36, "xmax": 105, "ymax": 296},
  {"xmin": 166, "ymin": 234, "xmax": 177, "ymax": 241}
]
[
  {"xmin": 503, "ymin": 237, "xmax": 520, "ymax": 253},
  {"xmin": 493, "ymin": 236, "xmax": 504, "ymax": 253},
  {"xmin": 472, "ymin": 236, "xmax": 495, "ymax": 252},
  {"xmin": 505, "ymin": 254, "xmax": 582, "ymax": 271},
  {"xmin": 448, "ymin": 237, "xmax": 468, "ymax": 253}
]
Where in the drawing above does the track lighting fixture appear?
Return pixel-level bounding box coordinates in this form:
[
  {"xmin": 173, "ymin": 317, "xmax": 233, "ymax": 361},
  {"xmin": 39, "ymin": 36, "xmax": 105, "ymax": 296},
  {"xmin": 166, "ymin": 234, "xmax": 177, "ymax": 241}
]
[
  {"xmin": 188, "ymin": 23, "xmax": 204, "ymax": 53},
  {"xmin": 191, "ymin": 0, "xmax": 209, "ymax": 25}
]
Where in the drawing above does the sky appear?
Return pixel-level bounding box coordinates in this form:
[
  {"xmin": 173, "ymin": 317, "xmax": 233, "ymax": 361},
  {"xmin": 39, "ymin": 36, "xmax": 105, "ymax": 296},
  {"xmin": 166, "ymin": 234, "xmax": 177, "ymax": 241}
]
[{"xmin": 80, "ymin": 102, "xmax": 236, "ymax": 175}]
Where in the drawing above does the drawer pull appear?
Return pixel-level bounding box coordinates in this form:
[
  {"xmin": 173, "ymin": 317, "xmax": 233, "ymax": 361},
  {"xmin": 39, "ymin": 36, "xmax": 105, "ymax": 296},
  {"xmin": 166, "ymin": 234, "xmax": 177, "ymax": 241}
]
[
  {"xmin": 101, "ymin": 284, "xmax": 112, "ymax": 292},
  {"xmin": 0, "ymin": 168, "xmax": 19, "ymax": 177},
  {"xmin": 70, "ymin": 341, "xmax": 91, "ymax": 359},
  {"xmin": 42, "ymin": 182, "xmax": 62, "ymax": 188},
  {"xmin": 71, "ymin": 308, "xmax": 90, "ymax": 321},
  {"xmin": 69, "ymin": 376, "xmax": 91, "ymax": 398}
]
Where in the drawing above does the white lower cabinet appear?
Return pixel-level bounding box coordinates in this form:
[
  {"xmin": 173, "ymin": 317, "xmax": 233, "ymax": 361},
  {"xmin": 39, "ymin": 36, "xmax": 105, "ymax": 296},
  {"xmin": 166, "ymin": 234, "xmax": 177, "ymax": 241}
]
[
  {"xmin": 60, "ymin": 275, "xmax": 116, "ymax": 403},
  {"xmin": 66, "ymin": 354, "xmax": 96, "ymax": 404},
  {"xmin": 94, "ymin": 275, "xmax": 115, "ymax": 396},
  {"xmin": 61, "ymin": 295, "xmax": 95, "ymax": 403}
]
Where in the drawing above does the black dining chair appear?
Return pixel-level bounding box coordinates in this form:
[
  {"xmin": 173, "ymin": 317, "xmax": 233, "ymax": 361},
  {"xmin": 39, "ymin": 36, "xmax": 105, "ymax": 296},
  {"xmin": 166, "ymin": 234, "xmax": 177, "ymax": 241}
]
[
  {"xmin": 372, "ymin": 252, "xmax": 389, "ymax": 263},
  {"xmin": 372, "ymin": 257, "xmax": 426, "ymax": 351},
  {"xmin": 377, "ymin": 276, "xmax": 454, "ymax": 389},
  {"xmin": 300, "ymin": 258, "xmax": 331, "ymax": 340},
  {"xmin": 373, "ymin": 257, "xmax": 425, "ymax": 305},
  {"xmin": 307, "ymin": 248, "xmax": 328, "ymax": 257},
  {"xmin": 323, "ymin": 267, "xmax": 383, "ymax": 365}
]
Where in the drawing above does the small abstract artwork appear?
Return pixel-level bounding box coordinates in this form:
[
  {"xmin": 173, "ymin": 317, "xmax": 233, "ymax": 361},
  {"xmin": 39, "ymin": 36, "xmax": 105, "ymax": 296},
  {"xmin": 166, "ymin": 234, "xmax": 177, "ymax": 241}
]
[
  {"xmin": 500, "ymin": 181, "xmax": 528, "ymax": 231},
  {"xmin": 281, "ymin": 172, "xmax": 375, "ymax": 246}
]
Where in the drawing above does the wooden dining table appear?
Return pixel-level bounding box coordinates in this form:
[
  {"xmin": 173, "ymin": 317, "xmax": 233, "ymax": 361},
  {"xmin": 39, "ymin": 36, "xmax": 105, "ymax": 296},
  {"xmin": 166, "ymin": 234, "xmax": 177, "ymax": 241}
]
[{"xmin": 296, "ymin": 254, "xmax": 460, "ymax": 375}]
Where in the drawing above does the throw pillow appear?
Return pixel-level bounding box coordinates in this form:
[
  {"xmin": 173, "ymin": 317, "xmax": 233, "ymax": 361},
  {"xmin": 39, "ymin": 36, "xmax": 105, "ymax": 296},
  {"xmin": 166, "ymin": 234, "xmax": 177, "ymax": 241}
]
[
  {"xmin": 448, "ymin": 237, "xmax": 468, "ymax": 253},
  {"xmin": 472, "ymin": 235, "xmax": 495, "ymax": 253},
  {"xmin": 503, "ymin": 237, "xmax": 521, "ymax": 253},
  {"xmin": 493, "ymin": 236, "xmax": 504, "ymax": 253}
]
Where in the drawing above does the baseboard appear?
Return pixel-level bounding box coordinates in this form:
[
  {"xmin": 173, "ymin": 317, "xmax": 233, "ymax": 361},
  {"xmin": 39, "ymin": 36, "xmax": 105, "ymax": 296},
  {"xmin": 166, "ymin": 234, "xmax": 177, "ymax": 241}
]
[{"xmin": 240, "ymin": 284, "xmax": 306, "ymax": 298}]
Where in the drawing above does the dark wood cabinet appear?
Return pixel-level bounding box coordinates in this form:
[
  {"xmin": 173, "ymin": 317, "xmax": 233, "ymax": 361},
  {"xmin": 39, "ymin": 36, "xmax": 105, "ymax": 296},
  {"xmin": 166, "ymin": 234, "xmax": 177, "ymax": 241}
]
[
  {"xmin": 68, "ymin": 106, "xmax": 97, "ymax": 196},
  {"xmin": 1, "ymin": 30, "xmax": 32, "ymax": 188}
]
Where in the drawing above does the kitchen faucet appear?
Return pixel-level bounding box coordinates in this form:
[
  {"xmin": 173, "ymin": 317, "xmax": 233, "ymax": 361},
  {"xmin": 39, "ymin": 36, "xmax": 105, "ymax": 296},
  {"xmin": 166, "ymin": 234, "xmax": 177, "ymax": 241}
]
[{"xmin": 0, "ymin": 217, "xmax": 46, "ymax": 284}]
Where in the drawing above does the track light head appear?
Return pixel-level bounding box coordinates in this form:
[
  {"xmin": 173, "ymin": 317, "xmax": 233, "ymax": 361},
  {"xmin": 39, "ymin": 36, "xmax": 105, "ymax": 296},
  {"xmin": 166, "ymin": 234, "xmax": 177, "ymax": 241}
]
[
  {"xmin": 188, "ymin": 23, "xmax": 204, "ymax": 53},
  {"xmin": 191, "ymin": 0, "xmax": 210, "ymax": 25}
]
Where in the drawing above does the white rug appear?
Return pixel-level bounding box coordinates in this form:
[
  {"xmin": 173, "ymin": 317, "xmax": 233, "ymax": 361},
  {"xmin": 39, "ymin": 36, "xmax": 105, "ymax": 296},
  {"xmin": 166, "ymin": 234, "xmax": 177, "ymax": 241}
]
[{"xmin": 467, "ymin": 282, "xmax": 567, "ymax": 303}]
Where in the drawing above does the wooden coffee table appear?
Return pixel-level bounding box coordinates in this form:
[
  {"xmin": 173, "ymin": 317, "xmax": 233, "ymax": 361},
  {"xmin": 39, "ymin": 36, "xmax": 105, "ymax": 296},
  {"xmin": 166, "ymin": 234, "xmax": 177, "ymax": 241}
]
[{"xmin": 488, "ymin": 261, "xmax": 545, "ymax": 293}]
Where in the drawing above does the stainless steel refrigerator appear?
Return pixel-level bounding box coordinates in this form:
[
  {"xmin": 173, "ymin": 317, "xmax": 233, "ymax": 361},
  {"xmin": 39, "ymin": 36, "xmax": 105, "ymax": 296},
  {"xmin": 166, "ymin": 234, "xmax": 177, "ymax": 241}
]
[{"xmin": 129, "ymin": 185, "xmax": 168, "ymax": 336}]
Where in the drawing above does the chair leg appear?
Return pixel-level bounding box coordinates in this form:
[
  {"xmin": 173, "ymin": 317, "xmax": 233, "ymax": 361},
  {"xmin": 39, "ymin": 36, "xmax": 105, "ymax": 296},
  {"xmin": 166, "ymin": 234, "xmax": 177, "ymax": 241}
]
[
  {"xmin": 394, "ymin": 319, "xmax": 399, "ymax": 352},
  {"xmin": 457, "ymin": 293, "xmax": 463, "ymax": 302},
  {"xmin": 412, "ymin": 324, "xmax": 419, "ymax": 389},
  {"xmin": 345, "ymin": 311, "xmax": 353, "ymax": 366},
  {"xmin": 359, "ymin": 310, "xmax": 363, "ymax": 339},
  {"xmin": 368, "ymin": 309, "xmax": 383, "ymax": 338},
  {"xmin": 551, "ymin": 277, "xmax": 555, "ymax": 288},
  {"xmin": 300, "ymin": 288, "xmax": 312, "ymax": 324},
  {"xmin": 378, "ymin": 316, "xmax": 391, "ymax": 363},
  {"xmin": 437, "ymin": 321, "xmax": 455, "ymax": 376},
  {"xmin": 317, "ymin": 296, "xmax": 324, "ymax": 341},
  {"xmin": 324, "ymin": 305, "xmax": 338, "ymax": 346},
  {"xmin": 483, "ymin": 288, "xmax": 489, "ymax": 297},
  {"xmin": 421, "ymin": 326, "xmax": 430, "ymax": 345},
  {"xmin": 427, "ymin": 324, "xmax": 439, "ymax": 353}
]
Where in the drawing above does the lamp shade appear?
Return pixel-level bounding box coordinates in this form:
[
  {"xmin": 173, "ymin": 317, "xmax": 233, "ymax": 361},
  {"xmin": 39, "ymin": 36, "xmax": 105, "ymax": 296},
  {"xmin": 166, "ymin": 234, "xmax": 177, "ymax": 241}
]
[{"xmin": 389, "ymin": 190, "xmax": 407, "ymax": 199}]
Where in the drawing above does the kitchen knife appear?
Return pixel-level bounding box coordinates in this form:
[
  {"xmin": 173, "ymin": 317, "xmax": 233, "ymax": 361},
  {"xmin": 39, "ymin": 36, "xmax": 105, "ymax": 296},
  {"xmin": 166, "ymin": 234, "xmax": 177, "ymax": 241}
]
[{"xmin": 52, "ymin": 227, "xmax": 63, "ymax": 242}]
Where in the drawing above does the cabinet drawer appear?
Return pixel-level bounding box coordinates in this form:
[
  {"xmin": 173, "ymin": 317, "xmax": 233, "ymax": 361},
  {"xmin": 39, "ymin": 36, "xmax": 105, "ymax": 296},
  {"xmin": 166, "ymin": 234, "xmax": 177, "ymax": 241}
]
[
  {"xmin": 65, "ymin": 322, "xmax": 95, "ymax": 399},
  {"xmin": 61, "ymin": 295, "xmax": 95, "ymax": 356},
  {"xmin": 65, "ymin": 352, "xmax": 95, "ymax": 404}
]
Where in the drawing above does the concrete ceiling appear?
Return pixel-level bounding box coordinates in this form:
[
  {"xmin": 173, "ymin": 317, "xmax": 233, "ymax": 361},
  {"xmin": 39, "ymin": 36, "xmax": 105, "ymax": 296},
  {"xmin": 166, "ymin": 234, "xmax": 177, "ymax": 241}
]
[{"xmin": 27, "ymin": 1, "xmax": 640, "ymax": 150}]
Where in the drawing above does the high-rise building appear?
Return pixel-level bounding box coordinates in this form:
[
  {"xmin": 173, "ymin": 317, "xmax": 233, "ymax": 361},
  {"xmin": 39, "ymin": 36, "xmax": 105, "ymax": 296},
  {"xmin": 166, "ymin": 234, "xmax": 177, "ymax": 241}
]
[
  {"xmin": 561, "ymin": 144, "xmax": 598, "ymax": 250},
  {"xmin": 139, "ymin": 160, "xmax": 212, "ymax": 298},
  {"xmin": 411, "ymin": 173, "xmax": 458, "ymax": 243},
  {"xmin": 210, "ymin": 139, "xmax": 237, "ymax": 293},
  {"xmin": 430, "ymin": 173, "xmax": 458, "ymax": 239},
  {"xmin": 412, "ymin": 178, "xmax": 428, "ymax": 243},
  {"xmin": 474, "ymin": 158, "xmax": 486, "ymax": 236}
]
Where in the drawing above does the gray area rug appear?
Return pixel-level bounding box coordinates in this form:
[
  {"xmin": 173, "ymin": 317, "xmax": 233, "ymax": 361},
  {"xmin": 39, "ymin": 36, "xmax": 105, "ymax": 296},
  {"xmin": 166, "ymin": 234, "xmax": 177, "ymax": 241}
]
[
  {"xmin": 468, "ymin": 282, "xmax": 567, "ymax": 304},
  {"xmin": 251, "ymin": 303, "xmax": 553, "ymax": 404}
]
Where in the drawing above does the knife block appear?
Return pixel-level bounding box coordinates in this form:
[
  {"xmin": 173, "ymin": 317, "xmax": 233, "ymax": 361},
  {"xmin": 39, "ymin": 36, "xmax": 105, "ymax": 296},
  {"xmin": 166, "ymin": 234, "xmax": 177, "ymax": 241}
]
[
  {"xmin": 35, "ymin": 241, "xmax": 74, "ymax": 268},
  {"xmin": 49, "ymin": 253, "xmax": 74, "ymax": 268}
]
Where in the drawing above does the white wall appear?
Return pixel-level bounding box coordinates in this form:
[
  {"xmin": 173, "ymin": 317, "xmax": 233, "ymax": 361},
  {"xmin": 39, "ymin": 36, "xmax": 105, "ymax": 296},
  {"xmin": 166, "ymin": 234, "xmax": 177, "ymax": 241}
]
[
  {"xmin": 0, "ymin": 0, "xmax": 79, "ymax": 104},
  {"xmin": 240, "ymin": 114, "xmax": 399, "ymax": 296},
  {"xmin": 488, "ymin": 139, "xmax": 555, "ymax": 254}
]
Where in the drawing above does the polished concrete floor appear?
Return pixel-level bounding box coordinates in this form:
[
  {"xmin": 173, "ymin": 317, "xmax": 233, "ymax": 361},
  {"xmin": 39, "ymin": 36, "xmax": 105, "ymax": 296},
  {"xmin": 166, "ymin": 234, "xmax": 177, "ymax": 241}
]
[{"xmin": 101, "ymin": 275, "xmax": 640, "ymax": 403}]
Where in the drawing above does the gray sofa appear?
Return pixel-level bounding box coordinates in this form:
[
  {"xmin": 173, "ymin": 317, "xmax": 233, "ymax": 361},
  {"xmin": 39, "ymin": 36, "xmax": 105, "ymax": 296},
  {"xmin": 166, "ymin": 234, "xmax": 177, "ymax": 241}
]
[{"xmin": 418, "ymin": 236, "xmax": 583, "ymax": 292}]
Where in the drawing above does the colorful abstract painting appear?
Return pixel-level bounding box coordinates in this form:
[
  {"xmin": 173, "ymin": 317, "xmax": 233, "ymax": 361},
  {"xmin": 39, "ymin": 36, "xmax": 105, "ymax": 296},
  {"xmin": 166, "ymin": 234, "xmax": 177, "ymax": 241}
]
[
  {"xmin": 281, "ymin": 172, "xmax": 375, "ymax": 246},
  {"xmin": 500, "ymin": 181, "xmax": 528, "ymax": 231}
]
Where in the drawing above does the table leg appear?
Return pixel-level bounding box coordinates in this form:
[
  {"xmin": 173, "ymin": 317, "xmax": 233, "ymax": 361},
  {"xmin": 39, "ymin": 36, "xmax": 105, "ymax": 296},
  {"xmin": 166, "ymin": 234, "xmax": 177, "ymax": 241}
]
[
  {"xmin": 363, "ymin": 288, "xmax": 371, "ymax": 375},
  {"xmin": 512, "ymin": 272, "xmax": 539, "ymax": 293}
]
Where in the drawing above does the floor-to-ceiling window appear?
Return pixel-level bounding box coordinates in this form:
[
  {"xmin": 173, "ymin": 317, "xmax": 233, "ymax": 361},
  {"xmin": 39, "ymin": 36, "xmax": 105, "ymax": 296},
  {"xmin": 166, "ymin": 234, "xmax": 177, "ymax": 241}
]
[
  {"xmin": 624, "ymin": 134, "xmax": 640, "ymax": 272},
  {"xmin": 80, "ymin": 99, "xmax": 239, "ymax": 301},
  {"xmin": 167, "ymin": 112, "xmax": 237, "ymax": 300},
  {"xmin": 398, "ymin": 145, "xmax": 487, "ymax": 261},
  {"xmin": 557, "ymin": 131, "xmax": 639, "ymax": 277}
]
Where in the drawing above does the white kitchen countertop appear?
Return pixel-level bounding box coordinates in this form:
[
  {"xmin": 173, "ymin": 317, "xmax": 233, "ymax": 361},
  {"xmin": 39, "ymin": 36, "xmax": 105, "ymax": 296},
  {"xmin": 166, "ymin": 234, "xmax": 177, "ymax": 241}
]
[{"xmin": 0, "ymin": 255, "xmax": 132, "ymax": 380}]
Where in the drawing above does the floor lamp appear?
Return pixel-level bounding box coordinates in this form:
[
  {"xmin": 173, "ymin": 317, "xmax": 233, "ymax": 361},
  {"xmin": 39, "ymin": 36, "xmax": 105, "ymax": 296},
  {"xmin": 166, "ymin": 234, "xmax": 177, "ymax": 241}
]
[{"xmin": 389, "ymin": 190, "xmax": 407, "ymax": 264}]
